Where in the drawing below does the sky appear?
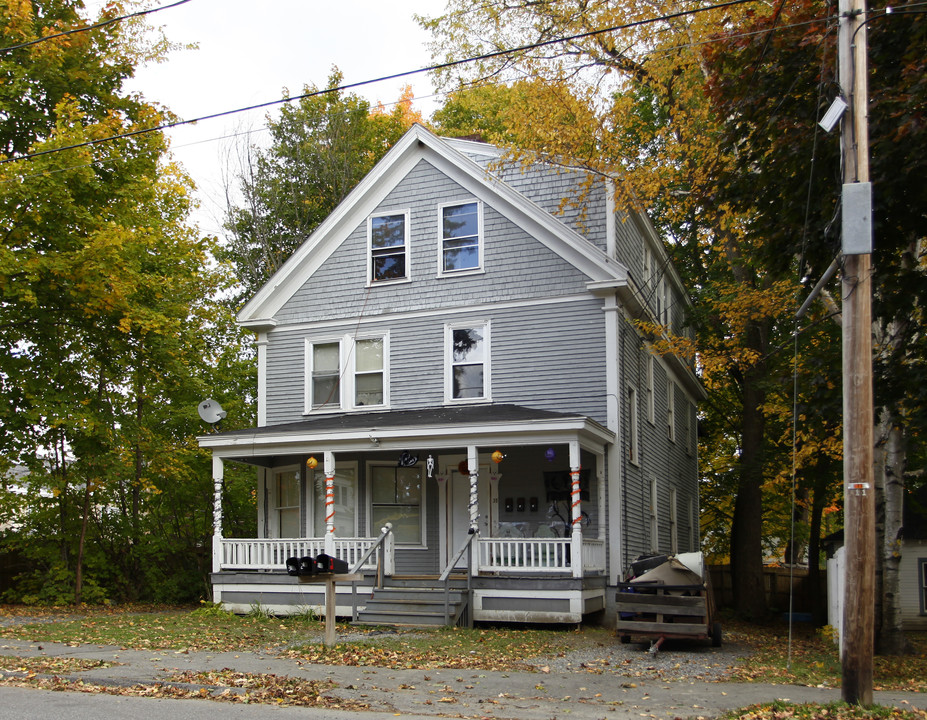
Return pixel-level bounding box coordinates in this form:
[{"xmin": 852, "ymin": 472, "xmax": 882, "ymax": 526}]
[{"xmin": 94, "ymin": 0, "xmax": 444, "ymax": 236}]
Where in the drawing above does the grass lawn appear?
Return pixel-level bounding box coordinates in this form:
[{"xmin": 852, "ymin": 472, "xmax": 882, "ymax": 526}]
[{"xmin": 1, "ymin": 604, "xmax": 925, "ymax": 719}]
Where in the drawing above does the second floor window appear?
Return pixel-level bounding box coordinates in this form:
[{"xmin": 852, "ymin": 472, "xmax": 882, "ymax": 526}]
[
  {"xmin": 447, "ymin": 323, "xmax": 489, "ymax": 401},
  {"xmin": 440, "ymin": 201, "xmax": 481, "ymax": 273},
  {"xmin": 369, "ymin": 211, "xmax": 408, "ymax": 283},
  {"xmin": 354, "ymin": 338, "xmax": 384, "ymax": 407},
  {"xmin": 306, "ymin": 335, "xmax": 389, "ymax": 412},
  {"xmin": 310, "ymin": 341, "xmax": 341, "ymax": 410}
]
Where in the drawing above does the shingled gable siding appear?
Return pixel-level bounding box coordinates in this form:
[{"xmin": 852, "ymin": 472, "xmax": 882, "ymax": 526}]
[
  {"xmin": 274, "ymin": 159, "xmax": 593, "ymax": 326},
  {"xmin": 262, "ymin": 297, "xmax": 609, "ymax": 425}
]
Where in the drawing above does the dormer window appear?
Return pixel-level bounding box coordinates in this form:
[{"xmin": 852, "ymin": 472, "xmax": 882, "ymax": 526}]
[
  {"xmin": 369, "ymin": 211, "xmax": 409, "ymax": 283},
  {"xmin": 439, "ymin": 201, "xmax": 482, "ymax": 275}
]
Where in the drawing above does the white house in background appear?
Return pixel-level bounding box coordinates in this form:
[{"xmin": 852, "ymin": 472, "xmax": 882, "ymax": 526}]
[{"xmin": 198, "ymin": 124, "xmax": 705, "ymax": 625}]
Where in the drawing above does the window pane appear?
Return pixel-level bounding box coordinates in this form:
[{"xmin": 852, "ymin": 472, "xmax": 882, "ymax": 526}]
[
  {"xmin": 372, "ymin": 252, "xmax": 406, "ymax": 281},
  {"xmin": 371, "ymin": 466, "xmax": 396, "ymax": 504},
  {"xmin": 313, "ymin": 466, "xmax": 356, "ymax": 537},
  {"xmin": 443, "ymin": 238, "xmax": 479, "ymax": 272},
  {"xmin": 313, "ymin": 342, "xmax": 339, "ymax": 372},
  {"xmin": 452, "ymin": 328, "xmax": 483, "ymax": 363},
  {"xmin": 371, "ymin": 505, "xmax": 421, "ymax": 544},
  {"xmin": 278, "ymin": 507, "xmax": 300, "ymax": 538},
  {"xmin": 371, "ymin": 214, "xmax": 405, "ymax": 249},
  {"xmin": 443, "ymin": 203, "xmax": 478, "ymax": 239},
  {"xmin": 355, "ymin": 373, "xmax": 383, "ymax": 406},
  {"xmin": 276, "ymin": 471, "xmax": 300, "ymax": 507},
  {"xmin": 453, "ymin": 365, "xmax": 484, "ymax": 398},
  {"xmin": 396, "ymin": 467, "xmax": 422, "ymax": 504},
  {"xmin": 312, "ymin": 375, "xmax": 339, "ymax": 408},
  {"xmin": 355, "ymin": 339, "xmax": 383, "ymax": 372}
]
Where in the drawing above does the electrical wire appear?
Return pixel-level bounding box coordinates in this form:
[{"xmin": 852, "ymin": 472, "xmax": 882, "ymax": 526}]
[
  {"xmin": 0, "ymin": 0, "xmax": 762, "ymax": 166},
  {"xmin": 0, "ymin": 0, "xmax": 193, "ymax": 54}
]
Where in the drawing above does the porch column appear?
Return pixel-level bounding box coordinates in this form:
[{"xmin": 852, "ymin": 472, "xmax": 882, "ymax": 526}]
[
  {"xmin": 212, "ymin": 456, "xmax": 224, "ymax": 574},
  {"xmin": 468, "ymin": 445, "xmax": 479, "ymax": 575},
  {"xmin": 569, "ymin": 440, "xmax": 583, "ymax": 578},
  {"xmin": 324, "ymin": 451, "xmax": 335, "ymax": 554}
]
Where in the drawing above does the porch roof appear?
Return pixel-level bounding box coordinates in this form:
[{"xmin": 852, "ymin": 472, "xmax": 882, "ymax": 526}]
[{"xmin": 198, "ymin": 404, "xmax": 614, "ymax": 464}]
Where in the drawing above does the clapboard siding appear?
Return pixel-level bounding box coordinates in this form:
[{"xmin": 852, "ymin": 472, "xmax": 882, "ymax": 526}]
[
  {"xmin": 900, "ymin": 541, "xmax": 927, "ymax": 629},
  {"xmin": 264, "ymin": 298, "xmax": 608, "ymax": 426}
]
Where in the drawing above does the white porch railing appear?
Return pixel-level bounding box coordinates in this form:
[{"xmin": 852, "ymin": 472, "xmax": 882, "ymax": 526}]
[
  {"xmin": 582, "ymin": 538, "xmax": 607, "ymax": 573},
  {"xmin": 218, "ymin": 537, "xmax": 383, "ymax": 572},
  {"xmin": 477, "ymin": 537, "xmax": 606, "ymax": 574}
]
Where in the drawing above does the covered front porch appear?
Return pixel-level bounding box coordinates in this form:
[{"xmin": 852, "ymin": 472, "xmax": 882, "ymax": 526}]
[{"xmin": 200, "ymin": 405, "xmax": 613, "ymax": 624}]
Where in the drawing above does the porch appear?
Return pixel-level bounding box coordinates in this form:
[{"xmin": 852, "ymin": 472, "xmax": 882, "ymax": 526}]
[
  {"xmin": 200, "ymin": 404, "xmax": 615, "ymax": 624},
  {"xmin": 211, "ymin": 533, "xmax": 607, "ymax": 623}
]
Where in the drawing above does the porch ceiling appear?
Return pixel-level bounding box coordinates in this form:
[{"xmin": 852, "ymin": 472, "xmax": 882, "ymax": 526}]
[{"xmin": 198, "ymin": 404, "xmax": 614, "ymax": 463}]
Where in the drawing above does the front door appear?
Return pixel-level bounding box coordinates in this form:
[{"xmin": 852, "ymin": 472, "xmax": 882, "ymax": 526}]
[{"xmin": 441, "ymin": 456, "xmax": 494, "ymax": 569}]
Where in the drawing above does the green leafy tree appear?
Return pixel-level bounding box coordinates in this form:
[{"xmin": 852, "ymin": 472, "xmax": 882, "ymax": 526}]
[
  {"xmin": 221, "ymin": 70, "xmax": 419, "ymax": 300},
  {"xmin": 702, "ymin": 0, "xmax": 927, "ymax": 647},
  {"xmin": 0, "ymin": 1, "xmax": 254, "ymax": 604}
]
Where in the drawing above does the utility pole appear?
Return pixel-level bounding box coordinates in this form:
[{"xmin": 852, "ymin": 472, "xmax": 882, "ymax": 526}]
[{"xmin": 838, "ymin": 0, "xmax": 874, "ymax": 705}]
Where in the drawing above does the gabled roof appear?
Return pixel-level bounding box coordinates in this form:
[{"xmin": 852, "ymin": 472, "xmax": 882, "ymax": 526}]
[{"xmin": 237, "ymin": 124, "xmax": 629, "ymax": 330}]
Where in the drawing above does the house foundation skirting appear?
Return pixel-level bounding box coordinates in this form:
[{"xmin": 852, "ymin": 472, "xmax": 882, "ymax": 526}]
[{"xmin": 211, "ymin": 571, "xmax": 606, "ymax": 623}]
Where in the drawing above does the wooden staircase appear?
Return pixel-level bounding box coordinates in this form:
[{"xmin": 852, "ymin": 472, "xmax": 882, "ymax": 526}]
[{"xmin": 354, "ymin": 575, "xmax": 470, "ymax": 627}]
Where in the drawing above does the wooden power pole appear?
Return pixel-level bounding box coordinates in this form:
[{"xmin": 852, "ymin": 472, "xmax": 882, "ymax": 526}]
[{"xmin": 838, "ymin": 0, "xmax": 874, "ymax": 705}]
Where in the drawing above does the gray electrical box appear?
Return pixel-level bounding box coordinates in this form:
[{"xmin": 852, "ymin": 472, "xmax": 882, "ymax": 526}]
[{"xmin": 842, "ymin": 182, "xmax": 872, "ymax": 255}]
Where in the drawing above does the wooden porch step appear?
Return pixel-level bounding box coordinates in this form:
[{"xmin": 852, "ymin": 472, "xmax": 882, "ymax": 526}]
[{"xmin": 354, "ymin": 584, "xmax": 467, "ymax": 628}]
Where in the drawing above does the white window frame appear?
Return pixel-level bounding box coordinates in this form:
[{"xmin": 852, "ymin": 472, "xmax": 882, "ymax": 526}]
[
  {"xmin": 305, "ymin": 334, "xmax": 389, "ymax": 413},
  {"xmin": 661, "ymin": 278, "xmax": 672, "ymax": 328},
  {"xmin": 310, "ymin": 461, "xmax": 358, "ymax": 537},
  {"xmin": 437, "ymin": 199, "xmax": 483, "ymax": 277},
  {"xmin": 367, "ymin": 209, "xmax": 411, "ymax": 285},
  {"xmin": 684, "ymin": 400, "xmax": 693, "ymax": 455},
  {"xmin": 305, "ymin": 338, "xmax": 343, "ymax": 412},
  {"xmin": 627, "ymin": 385, "xmax": 640, "ymax": 466},
  {"xmin": 667, "ymin": 379, "xmax": 676, "ymax": 442},
  {"xmin": 643, "ymin": 244, "xmax": 653, "ymax": 289},
  {"xmin": 444, "ymin": 321, "xmax": 491, "ymax": 403},
  {"xmin": 919, "ymin": 558, "xmax": 927, "ymax": 616},
  {"xmin": 650, "ymin": 476, "xmax": 659, "ymax": 553},
  {"xmin": 669, "ymin": 488, "xmax": 679, "ymax": 555},
  {"xmin": 645, "ymin": 353, "xmax": 655, "ymax": 425},
  {"xmin": 367, "ymin": 461, "xmax": 426, "ymax": 547},
  {"xmin": 689, "ymin": 497, "xmax": 697, "ymax": 551},
  {"xmin": 270, "ymin": 465, "xmax": 302, "ymax": 539},
  {"xmin": 351, "ymin": 334, "xmax": 390, "ymax": 409}
]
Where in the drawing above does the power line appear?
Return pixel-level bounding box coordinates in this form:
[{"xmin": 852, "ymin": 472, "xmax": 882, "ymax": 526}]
[
  {"xmin": 1, "ymin": 0, "xmax": 760, "ymax": 166},
  {"xmin": 0, "ymin": 0, "xmax": 193, "ymax": 54}
]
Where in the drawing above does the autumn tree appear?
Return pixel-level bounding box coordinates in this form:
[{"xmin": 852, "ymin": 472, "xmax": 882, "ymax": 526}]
[
  {"xmin": 0, "ymin": 1, "xmax": 254, "ymax": 603},
  {"xmin": 703, "ymin": 0, "xmax": 927, "ymax": 648},
  {"xmin": 221, "ymin": 71, "xmax": 420, "ymax": 300},
  {"xmin": 421, "ymin": 0, "xmax": 806, "ymax": 617}
]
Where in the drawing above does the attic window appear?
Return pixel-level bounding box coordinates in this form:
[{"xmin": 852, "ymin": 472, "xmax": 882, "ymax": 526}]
[
  {"xmin": 369, "ymin": 211, "xmax": 409, "ymax": 283},
  {"xmin": 439, "ymin": 201, "xmax": 482, "ymax": 274}
]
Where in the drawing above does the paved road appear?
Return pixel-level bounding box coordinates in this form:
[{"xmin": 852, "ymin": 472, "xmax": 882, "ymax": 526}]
[{"xmin": 1, "ymin": 638, "xmax": 924, "ymax": 719}]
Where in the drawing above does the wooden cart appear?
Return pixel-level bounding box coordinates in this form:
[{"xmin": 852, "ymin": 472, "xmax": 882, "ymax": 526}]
[{"xmin": 616, "ymin": 578, "xmax": 721, "ymax": 655}]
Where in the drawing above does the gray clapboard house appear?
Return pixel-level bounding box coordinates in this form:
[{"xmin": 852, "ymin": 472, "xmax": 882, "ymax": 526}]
[{"xmin": 199, "ymin": 124, "xmax": 705, "ymax": 624}]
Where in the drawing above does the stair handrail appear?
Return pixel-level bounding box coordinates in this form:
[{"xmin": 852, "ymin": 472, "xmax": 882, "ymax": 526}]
[
  {"xmin": 350, "ymin": 523, "xmax": 393, "ymax": 574},
  {"xmin": 440, "ymin": 532, "xmax": 476, "ymax": 627},
  {"xmin": 350, "ymin": 523, "xmax": 393, "ymax": 622}
]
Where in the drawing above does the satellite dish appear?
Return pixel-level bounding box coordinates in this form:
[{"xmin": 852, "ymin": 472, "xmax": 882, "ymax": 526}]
[{"xmin": 197, "ymin": 399, "xmax": 227, "ymax": 424}]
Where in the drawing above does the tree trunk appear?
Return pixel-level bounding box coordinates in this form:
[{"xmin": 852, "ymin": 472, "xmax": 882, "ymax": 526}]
[
  {"xmin": 875, "ymin": 408, "xmax": 907, "ymax": 655},
  {"xmin": 74, "ymin": 477, "xmax": 92, "ymax": 605},
  {"xmin": 730, "ymin": 375, "xmax": 768, "ymax": 618}
]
